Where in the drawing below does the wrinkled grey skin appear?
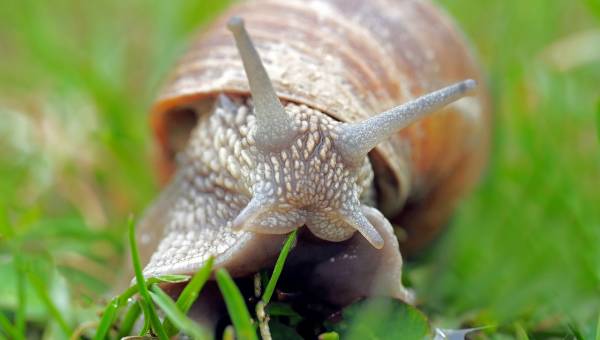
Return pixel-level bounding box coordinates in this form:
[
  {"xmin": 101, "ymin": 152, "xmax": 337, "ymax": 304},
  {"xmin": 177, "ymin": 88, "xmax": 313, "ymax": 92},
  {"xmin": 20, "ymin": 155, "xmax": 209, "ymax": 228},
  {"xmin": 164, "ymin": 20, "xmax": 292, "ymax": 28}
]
[{"xmin": 139, "ymin": 95, "xmax": 412, "ymax": 297}]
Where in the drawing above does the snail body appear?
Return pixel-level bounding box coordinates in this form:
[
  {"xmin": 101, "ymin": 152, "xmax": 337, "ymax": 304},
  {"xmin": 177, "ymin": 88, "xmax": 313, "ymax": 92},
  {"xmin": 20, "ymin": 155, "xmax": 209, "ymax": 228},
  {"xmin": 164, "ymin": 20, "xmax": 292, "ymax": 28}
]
[{"xmin": 136, "ymin": 0, "xmax": 490, "ymax": 305}]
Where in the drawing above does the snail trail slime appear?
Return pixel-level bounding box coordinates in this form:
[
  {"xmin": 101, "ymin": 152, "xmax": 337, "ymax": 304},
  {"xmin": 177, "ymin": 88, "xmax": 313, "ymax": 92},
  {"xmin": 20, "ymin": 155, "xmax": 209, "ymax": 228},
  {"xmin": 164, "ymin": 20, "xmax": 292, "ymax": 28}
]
[{"xmin": 132, "ymin": 0, "xmax": 490, "ymax": 333}]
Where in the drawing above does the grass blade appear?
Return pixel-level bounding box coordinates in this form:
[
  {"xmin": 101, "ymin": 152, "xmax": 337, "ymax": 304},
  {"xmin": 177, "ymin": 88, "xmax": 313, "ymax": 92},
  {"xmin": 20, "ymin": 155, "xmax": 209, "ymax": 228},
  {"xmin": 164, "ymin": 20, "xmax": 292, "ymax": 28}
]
[
  {"xmin": 515, "ymin": 323, "xmax": 530, "ymax": 340},
  {"xmin": 92, "ymin": 274, "xmax": 187, "ymax": 338},
  {"xmin": 137, "ymin": 299, "xmax": 151, "ymax": 336},
  {"xmin": 118, "ymin": 301, "xmax": 142, "ymax": 338},
  {"xmin": 216, "ymin": 269, "xmax": 258, "ymax": 340},
  {"xmin": 26, "ymin": 269, "xmax": 72, "ymax": 336},
  {"xmin": 0, "ymin": 312, "xmax": 19, "ymax": 339},
  {"xmin": 163, "ymin": 256, "xmax": 214, "ymax": 335},
  {"xmin": 319, "ymin": 331, "xmax": 340, "ymax": 340},
  {"xmin": 262, "ymin": 230, "xmax": 297, "ymax": 304},
  {"xmin": 596, "ymin": 100, "xmax": 600, "ymax": 146},
  {"xmin": 14, "ymin": 255, "xmax": 26, "ymax": 339},
  {"xmin": 117, "ymin": 274, "xmax": 189, "ymax": 306},
  {"xmin": 128, "ymin": 216, "xmax": 169, "ymax": 340},
  {"xmin": 93, "ymin": 297, "xmax": 119, "ymax": 340},
  {"xmin": 595, "ymin": 311, "xmax": 600, "ymax": 340},
  {"xmin": 222, "ymin": 325, "xmax": 235, "ymax": 340},
  {"xmin": 149, "ymin": 285, "xmax": 210, "ymax": 339}
]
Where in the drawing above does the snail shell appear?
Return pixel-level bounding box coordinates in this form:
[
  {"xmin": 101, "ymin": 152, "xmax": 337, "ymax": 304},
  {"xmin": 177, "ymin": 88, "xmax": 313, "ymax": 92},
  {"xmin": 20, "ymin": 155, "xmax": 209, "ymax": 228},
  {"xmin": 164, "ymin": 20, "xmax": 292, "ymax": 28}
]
[{"xmin": 136, "ymin": 0, "xmax": 490, "ymax": 306}]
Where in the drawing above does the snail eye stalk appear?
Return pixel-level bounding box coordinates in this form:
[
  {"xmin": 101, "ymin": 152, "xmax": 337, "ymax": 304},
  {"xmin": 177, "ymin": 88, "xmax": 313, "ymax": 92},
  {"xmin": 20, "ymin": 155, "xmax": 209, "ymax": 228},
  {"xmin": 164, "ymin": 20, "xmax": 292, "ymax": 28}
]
[
  {"xmin": 227, "ymin": 17, "xmax": 295, "ymax": 152},
  {"xmin": 336, "ymin": 80, "xmax": 477, "ymax": 165}
]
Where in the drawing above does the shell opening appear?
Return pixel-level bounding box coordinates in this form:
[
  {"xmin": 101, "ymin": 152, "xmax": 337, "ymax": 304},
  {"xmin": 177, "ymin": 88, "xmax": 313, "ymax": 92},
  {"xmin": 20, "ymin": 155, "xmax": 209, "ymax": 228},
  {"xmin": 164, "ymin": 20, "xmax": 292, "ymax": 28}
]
[{"xmin": 164, "ymin": 107, "xmax": 198, "ymax": 157}]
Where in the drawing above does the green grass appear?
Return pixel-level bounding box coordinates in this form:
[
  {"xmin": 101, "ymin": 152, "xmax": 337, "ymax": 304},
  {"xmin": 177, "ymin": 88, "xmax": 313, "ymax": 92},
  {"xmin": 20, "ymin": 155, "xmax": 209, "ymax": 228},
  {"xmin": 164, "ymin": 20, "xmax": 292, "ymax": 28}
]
[
  {"xmin": 0, "ymin": 0, "xmax": 599, "ymax": 338},
  {"xmin": 262, "ymin": 230, "xmax": 297, "ymax": 305},
  {"xmin": 93, "ymin": 297, "xmax": 119, "ymax": 340},
  {"xmin": 149, "ymin": 284, "xmax": 209, "ymax": 340},
  {"xmin": 117, "ymin": 301, "xmax": 141, "ymax": 338},
  {"xmin": 216, "ymin": 269, "xmax": 259, "ymax": 340},
  {"xmin": 129, "ymin": 217, "xmax": 169, "ymax": 340},
  {"xmin": 162, "ymin": 256, "xmax": 214, "ymax": 335}
]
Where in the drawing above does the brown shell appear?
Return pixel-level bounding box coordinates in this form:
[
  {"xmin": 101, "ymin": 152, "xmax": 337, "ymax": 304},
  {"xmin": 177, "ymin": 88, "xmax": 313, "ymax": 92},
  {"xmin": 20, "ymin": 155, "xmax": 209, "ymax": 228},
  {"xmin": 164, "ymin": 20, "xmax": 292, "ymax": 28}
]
[{"xmin": 151, "ymin": 0, "xmax": 491, "ymax": 253}]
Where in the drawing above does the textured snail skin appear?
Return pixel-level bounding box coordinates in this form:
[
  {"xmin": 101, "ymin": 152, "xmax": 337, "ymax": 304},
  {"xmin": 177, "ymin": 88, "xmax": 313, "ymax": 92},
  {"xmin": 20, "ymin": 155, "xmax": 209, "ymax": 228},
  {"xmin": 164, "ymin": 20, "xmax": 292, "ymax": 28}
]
[
  {"xmin": 135, "ymin": 0, "xmax": 490, "ymax": 310},
  {"xmin": 137, "ymin": 95, "xmax": 413, "ymax": 310},
  {"xmin": 141, "ymin": 95, "xmax": 376, "ymax": 275},
  {"xmin": 139, "ymin": 95, "xmax": 413, "ymax": 314}
]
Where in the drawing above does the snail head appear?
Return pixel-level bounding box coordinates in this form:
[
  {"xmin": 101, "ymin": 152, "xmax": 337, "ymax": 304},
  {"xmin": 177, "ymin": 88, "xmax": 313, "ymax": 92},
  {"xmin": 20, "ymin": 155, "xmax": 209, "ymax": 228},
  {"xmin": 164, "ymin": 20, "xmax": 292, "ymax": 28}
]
[{"xmin": 227, "ymin": 17, "xmax": 476, "ymax": 249}]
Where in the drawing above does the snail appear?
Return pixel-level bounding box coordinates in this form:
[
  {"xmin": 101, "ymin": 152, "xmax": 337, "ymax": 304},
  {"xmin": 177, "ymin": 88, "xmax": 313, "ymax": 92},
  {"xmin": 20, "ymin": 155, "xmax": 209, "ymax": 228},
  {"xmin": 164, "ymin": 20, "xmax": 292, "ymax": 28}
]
[{"xmin": 134, "ymin": 0, "xmax": 489, "ymax": 315}]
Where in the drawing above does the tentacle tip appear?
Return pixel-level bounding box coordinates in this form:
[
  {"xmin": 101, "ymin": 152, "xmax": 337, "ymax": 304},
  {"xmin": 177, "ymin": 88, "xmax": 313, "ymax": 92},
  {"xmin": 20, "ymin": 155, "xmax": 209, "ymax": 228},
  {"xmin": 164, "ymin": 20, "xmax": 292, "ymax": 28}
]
[
  {"xmin": 461, "ymin": 79, "xmax": 477, "ymax": 93},
  {"xmin": 231, "ymin": 215, "xmax": 246, "ymax": 231},
  {"xmin": 369, "ymin": 235, "xmax": 385, "ymax": 249},
  {"xmin": 357, "ymin": 223, "xmax": 385, "ymax": 249},
  {"xmin": 227, "ymin": 16, "xmax": 244, "ymax": 33}
]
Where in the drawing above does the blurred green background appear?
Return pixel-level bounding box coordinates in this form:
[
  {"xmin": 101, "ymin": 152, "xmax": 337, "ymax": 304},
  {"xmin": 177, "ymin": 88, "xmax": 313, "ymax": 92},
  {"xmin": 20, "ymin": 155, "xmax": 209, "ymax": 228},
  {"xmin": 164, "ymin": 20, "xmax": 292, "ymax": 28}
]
[{"xmin": 0, "ymin": 0, "xmax": 598, "ymax": 338}]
